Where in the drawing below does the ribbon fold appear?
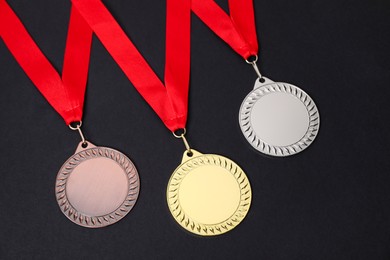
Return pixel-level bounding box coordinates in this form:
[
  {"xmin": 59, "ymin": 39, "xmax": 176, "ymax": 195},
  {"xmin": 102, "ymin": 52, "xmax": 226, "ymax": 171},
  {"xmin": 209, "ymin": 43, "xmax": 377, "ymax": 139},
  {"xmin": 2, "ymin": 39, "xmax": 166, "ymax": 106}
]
[
  {"xmin": 1, "ymin": 0, "xmax": 254, "ymax": 131},
  {"xmin": 192, "ymin": 0, "xmax": 258, "ymax": 59},
  {"xmin": 0, "ymin": 1, "xmax": 92, "ymax": 124}
]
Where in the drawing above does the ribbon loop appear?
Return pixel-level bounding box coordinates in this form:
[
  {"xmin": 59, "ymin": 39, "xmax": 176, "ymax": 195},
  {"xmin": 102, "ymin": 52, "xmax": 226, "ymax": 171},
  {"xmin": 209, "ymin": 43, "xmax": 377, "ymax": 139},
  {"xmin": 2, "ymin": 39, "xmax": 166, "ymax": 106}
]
[
  {"xmin": 0, "ymin": 1, "xmax": 92, "ymax": 125},
  {"xmin": 71, "ymin": 0, "xmax": 191, "ymax": 131},
  {"xmin": 191, "ymin": 0, "xmax": 258, "ymax": 60},
  {"xmin": 1, "ymin": 0, "xmax": 192, "ymax": 132}
]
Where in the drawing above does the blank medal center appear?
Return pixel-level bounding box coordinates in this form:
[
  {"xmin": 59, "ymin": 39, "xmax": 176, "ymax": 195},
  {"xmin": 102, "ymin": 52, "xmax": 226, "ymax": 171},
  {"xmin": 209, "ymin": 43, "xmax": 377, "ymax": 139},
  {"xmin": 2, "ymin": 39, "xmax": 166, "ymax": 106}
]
[
  {"xmin": 178, "ymin": 165, "xmax": 241, "ymax": 225},
  {"xmin": 251, "ymin": 92, "xmax": 309, "ymax": 146},
  {"xmin": 66, "ymin": 157, "xmax": 128, "ymax": 216}
]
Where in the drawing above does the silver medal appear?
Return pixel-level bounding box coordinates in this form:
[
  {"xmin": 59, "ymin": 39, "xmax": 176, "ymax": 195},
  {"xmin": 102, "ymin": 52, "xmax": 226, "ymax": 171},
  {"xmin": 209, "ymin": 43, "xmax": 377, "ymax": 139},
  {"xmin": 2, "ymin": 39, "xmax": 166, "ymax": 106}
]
[{"xmin": 239, "ymin": 77, "xmax": 320, "ymax": 156}]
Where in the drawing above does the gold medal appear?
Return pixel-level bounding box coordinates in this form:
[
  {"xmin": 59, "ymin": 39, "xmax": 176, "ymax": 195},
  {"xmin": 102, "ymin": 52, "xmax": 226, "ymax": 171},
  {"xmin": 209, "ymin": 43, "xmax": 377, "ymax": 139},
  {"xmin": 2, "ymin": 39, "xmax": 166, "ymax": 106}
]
[{"xmin": 167, "ymin": 149, "xmax": 251, "ymax": 236}]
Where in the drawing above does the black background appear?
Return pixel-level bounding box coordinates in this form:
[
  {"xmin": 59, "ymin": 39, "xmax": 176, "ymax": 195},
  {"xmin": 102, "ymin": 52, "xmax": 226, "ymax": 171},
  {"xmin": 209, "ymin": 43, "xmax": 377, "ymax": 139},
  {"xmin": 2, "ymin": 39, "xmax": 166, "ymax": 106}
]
[{"xmin": 1, "ymin": 0, "xmax": 389, "ymax": 259}]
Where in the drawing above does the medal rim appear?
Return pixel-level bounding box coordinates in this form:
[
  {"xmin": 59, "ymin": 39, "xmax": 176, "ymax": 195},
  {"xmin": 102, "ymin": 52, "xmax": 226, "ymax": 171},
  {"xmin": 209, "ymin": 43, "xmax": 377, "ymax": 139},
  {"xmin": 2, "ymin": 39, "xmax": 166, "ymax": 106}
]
[
  {"xmin": 55, "ymin": 143, "xmax": 140, "ymax": 228},
  {"xmin": 166, "ymin": 150, "xmax": 252, "ymax": 236},
  {"xmin": 239, "ymin": 79, "xmax": 320, "ymax": 157}
]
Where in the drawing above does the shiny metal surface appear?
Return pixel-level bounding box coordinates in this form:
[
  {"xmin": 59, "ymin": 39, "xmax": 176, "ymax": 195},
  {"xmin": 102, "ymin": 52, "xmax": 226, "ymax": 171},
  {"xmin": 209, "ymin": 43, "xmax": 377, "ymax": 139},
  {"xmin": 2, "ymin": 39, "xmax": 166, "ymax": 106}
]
[
  {"xmin": 167, "ymin": 149, "xmax": 251, "ymax": 236},
  {"xmin": 55, "ymin": 141, "xmax": 139, "ymax": 228},
  {"xmin": 239, "ymin": 77, "xmax": 320, "ymax": 156}
]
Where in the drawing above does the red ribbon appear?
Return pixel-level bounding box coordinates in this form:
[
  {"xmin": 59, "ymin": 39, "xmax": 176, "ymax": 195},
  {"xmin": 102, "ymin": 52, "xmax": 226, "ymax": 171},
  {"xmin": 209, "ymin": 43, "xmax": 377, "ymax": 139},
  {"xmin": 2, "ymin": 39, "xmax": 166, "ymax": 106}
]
[
  {"xmin": 0, "ymin": 1, "xmax": 92, "ymax": 125},
  {"xmin": 1, "ymin": 0, "xmax": 246, "ymax": 132},
  {"xmin": 1, "ymin": 0, "xmax": 191, "ymax": 132},
  {"xmin": 192, "ymin": 0, "xmax": 258, "ymax": 60},
  {"xmin": 71, "ymin": 0, "xmax": 191, "ymax": 132}
]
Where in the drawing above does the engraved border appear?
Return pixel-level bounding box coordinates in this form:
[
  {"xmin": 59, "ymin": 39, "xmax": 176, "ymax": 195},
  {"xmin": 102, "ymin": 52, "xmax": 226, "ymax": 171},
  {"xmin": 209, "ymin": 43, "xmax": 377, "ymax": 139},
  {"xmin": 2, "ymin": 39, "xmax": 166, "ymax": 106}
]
[
  {"xmin": 55, "ymin": 146, "xmax": 140, "ymax": 228},
  {"xmin": 167, "ymin": 153, "xmax": 251, "ymax": 236},
  {"xmin": 239, "ymin": 82, "xmax": 320, "ymax": 157}
]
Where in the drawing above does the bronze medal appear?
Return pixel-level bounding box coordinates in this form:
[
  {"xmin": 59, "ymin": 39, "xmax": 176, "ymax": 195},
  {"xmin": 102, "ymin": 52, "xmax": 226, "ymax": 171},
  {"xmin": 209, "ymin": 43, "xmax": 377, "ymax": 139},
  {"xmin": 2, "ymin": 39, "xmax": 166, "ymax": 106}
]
[{"xmin": 55, "ymin": 141, "xmax": 140, "ymax": 228}]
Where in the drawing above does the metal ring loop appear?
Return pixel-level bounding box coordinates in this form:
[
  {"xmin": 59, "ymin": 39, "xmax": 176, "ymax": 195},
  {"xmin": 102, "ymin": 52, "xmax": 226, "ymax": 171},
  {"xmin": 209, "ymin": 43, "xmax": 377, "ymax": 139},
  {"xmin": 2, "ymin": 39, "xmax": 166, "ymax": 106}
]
[
  {"xmin": 172, "ymin": 128, "xmax": 187, "ymax": 138},
  {"xmin": 69, "ymin": 121, "xmax": 82, "ymax": 130},
  {"xmin": 245, "ymin": 55, "xmax": 263, "ymax": 79},
  {"xmin": 245, "ymin": 55, "xmax": 258, "ymax": 64},
  {"xmin": 68, "ymin": 121, "xmax": 87, "ymax": 144},
  {"xmin": 172, "ymin": 128, "xmax": 191, "ymax": 153}
]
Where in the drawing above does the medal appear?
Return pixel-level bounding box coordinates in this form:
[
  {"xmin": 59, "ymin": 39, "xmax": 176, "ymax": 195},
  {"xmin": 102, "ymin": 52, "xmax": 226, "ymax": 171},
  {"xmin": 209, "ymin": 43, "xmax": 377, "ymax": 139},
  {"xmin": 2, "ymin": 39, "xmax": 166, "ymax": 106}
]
[
  {"xmin": 0, "ymin": 2, "xmax": 139, "ymax": 227},
  {"xmin": 192, "ymin": 0, "xmax": 320, "ymax": 156},
  {"xmin": 239, "ymin": 76, "xmax": 319, "ymax": 156},
  {"xmin": 167, "ymin": 148, "xmax": 251, "ymax": 236},
  {"xmin": 72, "ymin": 0, "xmax": 251, "ymax": 235},
  {"xmin": 56, "ymin": 140, "xmax": 139, "ymax": 228},
  {"xmin": 167, "ymin": 135, "xmax": 251, "ymax": 236}
]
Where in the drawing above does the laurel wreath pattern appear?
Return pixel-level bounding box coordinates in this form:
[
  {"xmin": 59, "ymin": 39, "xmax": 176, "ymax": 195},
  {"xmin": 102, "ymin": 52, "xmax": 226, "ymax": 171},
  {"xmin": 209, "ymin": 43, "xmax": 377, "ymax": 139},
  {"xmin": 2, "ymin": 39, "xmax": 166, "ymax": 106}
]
[
  {"xmin": 167, "ymin": 154, "xmax": 251, "ymax": 236},
  {"xmin": 239, "ymin": 82, "xmax": 320, "ymax": 157},
  {"xmin": 55, "ymin": 146, "xmax": 139, "ymax": 228}
]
